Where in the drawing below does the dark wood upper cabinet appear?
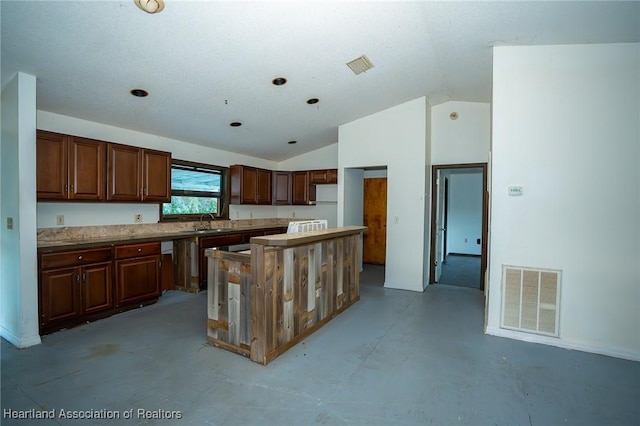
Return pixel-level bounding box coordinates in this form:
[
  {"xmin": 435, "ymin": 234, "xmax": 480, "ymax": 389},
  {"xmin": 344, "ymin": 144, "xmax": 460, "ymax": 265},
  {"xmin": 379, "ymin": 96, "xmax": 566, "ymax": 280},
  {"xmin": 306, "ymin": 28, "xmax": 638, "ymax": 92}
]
[
  {"xmin": 272, "ymin": 171, "xmax": 292, "ymax": 205},
  {"xmin": 327, "ymin": 169, "xmax": 338, "ymax": 184},
  {"xmin": 309, "ymin": 169, "xmax": 338, "ymax": 184},
  {"xmin": 107, "ymin": 143, "xmax": 170, "ymax": 202},
  {"xmin": 292, "ymin": 171, "xmax": 316, "ymax": 205},
  {"xmin": 37, "ymin": 130, "xmax": 105, "ymax": 201},
  {"xmin": 142, "ymin": 149, "xmax": 171, "ymax": 202},
  {"xmin": 230, "ymin": 164, "xmax": 272, "ymax": 205}
]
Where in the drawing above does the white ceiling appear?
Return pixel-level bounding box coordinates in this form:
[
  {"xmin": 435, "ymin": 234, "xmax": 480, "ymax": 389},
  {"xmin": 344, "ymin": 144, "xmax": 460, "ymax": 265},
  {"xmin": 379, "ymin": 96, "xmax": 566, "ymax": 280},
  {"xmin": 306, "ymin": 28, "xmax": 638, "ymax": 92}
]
[{"xmin": 2, "ymin": 1, "xmax": 638, "ymax": 161}]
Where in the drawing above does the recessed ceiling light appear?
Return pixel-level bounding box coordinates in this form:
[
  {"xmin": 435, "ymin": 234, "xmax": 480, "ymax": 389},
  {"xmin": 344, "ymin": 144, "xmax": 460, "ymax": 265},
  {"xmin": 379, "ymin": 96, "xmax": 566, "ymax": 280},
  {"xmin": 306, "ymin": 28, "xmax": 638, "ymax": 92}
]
[
  {"xmin": 272, "ymin": 77, "xmax": 287, "ymax": 86},
  {"xmin": 134, "ymin": 0, "xmax": 164, "ymax": 14},
  {"xmin": 306, "ymin": 98, "xmax": 319, "ymax": 104},
  {"xmin": 130, "ymin": 88, "xmax": 149, "ymax": 97},
  {"xmin": 288, "ymin": 140, "xmax": 297, "ymax": 145},
  {"xmin": 230, "ymin": 122, "xmax": 242, "ymax": 127}
]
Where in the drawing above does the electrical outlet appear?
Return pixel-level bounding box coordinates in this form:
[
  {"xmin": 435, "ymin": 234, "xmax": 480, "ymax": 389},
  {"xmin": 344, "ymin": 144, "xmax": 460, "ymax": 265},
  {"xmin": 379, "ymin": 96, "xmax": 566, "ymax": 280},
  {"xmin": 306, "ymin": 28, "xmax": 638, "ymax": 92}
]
[
  {"xmin": 250, "ymin": 212, "xmax": 253, "ymax": 218},
  {"xmin": 134, "ymin": 214, "xmax": 143, "ymax": 223},
  {"xmin": 236, "ymin": 211, "xmax": 240, "ymax": 218},
  {"xmin": 7, "ymin": 217, "xmax": 13, "ymax": 230},
  {"xmin": 292, "ymin": 212, "xmax": 296, "ymax": 218},
  {"xmin": 56, "ymin": 215, "xmax": 64, "ymax": 226}
]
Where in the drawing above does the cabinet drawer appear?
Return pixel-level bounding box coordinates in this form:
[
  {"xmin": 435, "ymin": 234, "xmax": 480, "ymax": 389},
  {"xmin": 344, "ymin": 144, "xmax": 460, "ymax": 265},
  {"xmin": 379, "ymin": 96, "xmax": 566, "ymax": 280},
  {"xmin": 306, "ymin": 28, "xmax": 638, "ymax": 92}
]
[
  {"xmin": 41, "ymin": 248, "xmax": 112, "ymax": 270},
  {"xmin": 200, "ymin": 234, "xmax": 244, "ymax": 248},
  {"xmin": 115, "ymin": 242, "xmax": 161, "ymax": 259}
]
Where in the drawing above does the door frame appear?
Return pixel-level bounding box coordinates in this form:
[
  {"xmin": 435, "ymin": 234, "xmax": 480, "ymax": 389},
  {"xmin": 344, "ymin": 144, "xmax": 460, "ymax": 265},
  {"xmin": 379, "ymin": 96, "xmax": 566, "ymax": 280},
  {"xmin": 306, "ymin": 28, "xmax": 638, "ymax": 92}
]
[{"xmin": 428, "ymin": 163, "xmax": 488, "ymax": 290}]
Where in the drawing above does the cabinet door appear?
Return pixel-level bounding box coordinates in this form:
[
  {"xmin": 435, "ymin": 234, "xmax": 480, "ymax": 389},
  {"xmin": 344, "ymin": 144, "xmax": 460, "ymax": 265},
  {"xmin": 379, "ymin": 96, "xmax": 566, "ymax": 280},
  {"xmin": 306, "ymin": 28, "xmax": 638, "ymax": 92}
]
[
  {"xmin": 309, "ymin": 170, "xmax": 329, "ymax": 184},
  {"xmin": 115, "ymin": 256, "xmax": 161, "ymax": 306},
  {"xmin": 327, "ymin": 169, "xmax": 338, "ymax": 184},
  {"xmin": 36, "ymin": 131, "xmax": 68, "ymax": 200},
  {"xmin": 241, "ymin": 167, "xmax": 258, "ymax": 204},
  {"xmin": 257, "ymin": 168, "xmax": 272, "ymax": 205},
  {"xmin": 69, "ymin": 137, "xmax": 105, "ymax": 201},
  {"xmin": 272, "ymin": 171, "xmax": 292, "ymax": 205},
  {"xmin": 82, "ymin": 262, "xmax": 113, "ymax": 314},
  {"xmin": 292, "ymin": 171, "xmax": 316, "ymax": 205},
  {"xmin": 143, "ymin": 149, "xmax": 171, "ymax": 202},
  {"xmin": 107, "ymin": 144, "xmax": 142, "ymax": 201},
  {"xmin": 40, "ymin": 267, "xmax": 82, "ymax": 325}
]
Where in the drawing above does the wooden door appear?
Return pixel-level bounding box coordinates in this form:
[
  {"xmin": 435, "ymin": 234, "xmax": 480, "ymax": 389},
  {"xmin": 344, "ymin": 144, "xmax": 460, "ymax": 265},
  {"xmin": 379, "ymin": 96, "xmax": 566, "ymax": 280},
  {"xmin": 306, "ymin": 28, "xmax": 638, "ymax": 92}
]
[
  {"xmin": 107, "ymin": 144, "xmax": 142, "ymax": 201},
  {"xmin": 143, "ymin": 149, "xmax": 171, "ymax": 202},
  {"xmin": 363, "ymin": 178, "xmax": 387, "ymax": 265},
  {"xmin": 81, "ymin": 262, "xmax": 112, "ymax": 314},
  {"xmin": 36, "ymin": 130, "xmax": 68, "ymax": 200},
  {"xmin": 40, "ymin": 267, "xmax": 82, "ymax": 325},
  {"xmin": 69, "ymin": 137, "xmax": 105, "ymax": 201}
]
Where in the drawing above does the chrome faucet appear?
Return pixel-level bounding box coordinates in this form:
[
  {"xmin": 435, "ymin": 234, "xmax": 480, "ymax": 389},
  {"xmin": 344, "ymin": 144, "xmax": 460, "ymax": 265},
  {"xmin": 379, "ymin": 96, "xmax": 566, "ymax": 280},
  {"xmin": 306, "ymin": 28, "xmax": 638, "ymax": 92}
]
[{"xmin": 197, "ymin": 213, "xmax": 215, "ymax": 230}]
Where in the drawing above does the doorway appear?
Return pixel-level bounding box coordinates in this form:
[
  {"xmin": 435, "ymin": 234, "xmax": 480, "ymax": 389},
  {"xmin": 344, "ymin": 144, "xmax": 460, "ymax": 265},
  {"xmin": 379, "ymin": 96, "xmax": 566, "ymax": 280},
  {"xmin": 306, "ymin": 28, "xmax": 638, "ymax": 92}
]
[
  {"xmin": 429, "ymin": 163, "xmax": 488, "ymax": 290},
  {"xmin": 363, "ymin": 177, "xmax": 387, "ymax": 265}
]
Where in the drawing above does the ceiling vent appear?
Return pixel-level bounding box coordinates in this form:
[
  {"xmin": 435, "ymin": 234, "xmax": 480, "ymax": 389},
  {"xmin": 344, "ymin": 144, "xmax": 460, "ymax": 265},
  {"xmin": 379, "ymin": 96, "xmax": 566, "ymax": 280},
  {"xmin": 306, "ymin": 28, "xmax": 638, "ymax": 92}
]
[{"xmin": 346, "ymin": 55, "xmax": 374, "ymax": 75}]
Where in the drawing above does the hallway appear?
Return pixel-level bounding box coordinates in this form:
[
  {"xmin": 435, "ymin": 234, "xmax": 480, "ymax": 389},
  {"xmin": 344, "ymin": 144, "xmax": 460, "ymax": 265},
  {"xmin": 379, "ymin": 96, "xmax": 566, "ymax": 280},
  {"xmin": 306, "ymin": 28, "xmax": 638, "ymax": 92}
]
[{"xmin": 438, "ymin": 254, "xmax": 482, "ymax": 289}]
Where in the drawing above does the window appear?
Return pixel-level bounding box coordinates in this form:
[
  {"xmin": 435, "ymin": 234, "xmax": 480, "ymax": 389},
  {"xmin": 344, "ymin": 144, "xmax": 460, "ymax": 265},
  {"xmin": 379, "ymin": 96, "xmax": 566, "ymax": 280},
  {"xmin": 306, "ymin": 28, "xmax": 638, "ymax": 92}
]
[{"xmin": 160, "ymin": 159, "xmax": 228, "ymax": 221}]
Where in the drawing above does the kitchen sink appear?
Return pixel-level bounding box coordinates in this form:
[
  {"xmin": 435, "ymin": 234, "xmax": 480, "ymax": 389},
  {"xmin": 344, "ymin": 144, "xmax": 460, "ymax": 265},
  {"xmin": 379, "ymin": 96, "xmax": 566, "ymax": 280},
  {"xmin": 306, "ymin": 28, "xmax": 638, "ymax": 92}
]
[{"xmin": 180, "ymin": 228, "xmax": 234, "ymax": 234}]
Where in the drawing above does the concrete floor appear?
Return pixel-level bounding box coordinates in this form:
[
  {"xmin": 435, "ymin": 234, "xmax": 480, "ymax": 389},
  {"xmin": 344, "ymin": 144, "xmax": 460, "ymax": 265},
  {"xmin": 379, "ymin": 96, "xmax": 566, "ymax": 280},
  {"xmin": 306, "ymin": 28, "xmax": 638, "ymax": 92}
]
[{"xmin": 2, "ymin": 266, "xmax": 639, "ymax": 425}]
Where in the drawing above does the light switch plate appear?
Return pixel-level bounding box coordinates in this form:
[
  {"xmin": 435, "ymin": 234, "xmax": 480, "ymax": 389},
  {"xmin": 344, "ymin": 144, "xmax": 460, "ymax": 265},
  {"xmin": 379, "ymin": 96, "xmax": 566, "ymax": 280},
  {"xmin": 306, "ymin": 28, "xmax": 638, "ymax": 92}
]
[
  {"xmin": 56, "ymin": 215, "xmax": 64, "ymax": 226},
  {"xmin": 7, "ymin": 217, "xmax": 13, "ymax": 230}
]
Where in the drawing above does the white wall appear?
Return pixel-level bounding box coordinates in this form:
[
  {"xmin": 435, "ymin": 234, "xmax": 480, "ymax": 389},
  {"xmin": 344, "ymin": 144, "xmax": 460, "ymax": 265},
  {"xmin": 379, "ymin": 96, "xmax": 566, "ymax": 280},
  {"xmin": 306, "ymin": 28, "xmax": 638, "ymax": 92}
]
[
  {"xmin": 338, "ymin": 97, "xmax": 429, "ymax": 292},
  {"xmin": 487, "ymin": 43, "xmax": 640, "ymax": 361},
  {"xmin": 431, "ymin": 101, "xmax": 490, "ymax": 165},
  {"xmin": 1, "ymin": 72, "xmax": 41, "ymax": 347},
  {"xmin": 277, "ymin": 143, "xmax": 338, "ymax": 227},
  {"xmin": 447, "ymin": 172, "xmax": 483, "ymax": 255}
]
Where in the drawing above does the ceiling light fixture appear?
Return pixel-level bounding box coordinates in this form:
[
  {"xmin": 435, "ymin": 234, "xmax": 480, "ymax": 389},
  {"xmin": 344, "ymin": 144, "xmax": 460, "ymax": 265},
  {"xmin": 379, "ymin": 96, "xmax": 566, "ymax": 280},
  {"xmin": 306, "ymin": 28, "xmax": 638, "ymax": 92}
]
[
  {"xmin": 134, "ymin": 0, "xmax": 165, "ymax": 14},
  {"xmin": 230, "ymin": 122, "xmax": 242, "ymax": 127},
  {"xmin": 130, "ymin": 88, "xmax": 149, "ymax": 97},
  {"xmin": 272, "ymin": 77, "xmax": 287, "ymax": 86},
  {"xmin": 306, "ymin": 98, "xmax": 319, "ymax": 105}
]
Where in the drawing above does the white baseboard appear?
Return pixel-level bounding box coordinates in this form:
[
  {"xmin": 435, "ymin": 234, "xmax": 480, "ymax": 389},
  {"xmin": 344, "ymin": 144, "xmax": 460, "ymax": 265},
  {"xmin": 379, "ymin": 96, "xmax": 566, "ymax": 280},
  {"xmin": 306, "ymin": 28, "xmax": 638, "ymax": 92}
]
[
  {"xmin": 485, "ymin": 326, "xmax": 640, "ymax": 362},
  {"xmin": 1, "ymin": 326, "xmax": 41, "ymax": 348}
]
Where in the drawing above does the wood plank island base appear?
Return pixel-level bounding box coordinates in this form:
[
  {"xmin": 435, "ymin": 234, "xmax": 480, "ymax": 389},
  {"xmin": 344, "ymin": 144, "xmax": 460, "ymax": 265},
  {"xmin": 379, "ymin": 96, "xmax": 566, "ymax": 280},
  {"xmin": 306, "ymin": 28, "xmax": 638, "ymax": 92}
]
[{"xmin": 206, "ymin": 226, "xmax": 366, "ymax": 365}]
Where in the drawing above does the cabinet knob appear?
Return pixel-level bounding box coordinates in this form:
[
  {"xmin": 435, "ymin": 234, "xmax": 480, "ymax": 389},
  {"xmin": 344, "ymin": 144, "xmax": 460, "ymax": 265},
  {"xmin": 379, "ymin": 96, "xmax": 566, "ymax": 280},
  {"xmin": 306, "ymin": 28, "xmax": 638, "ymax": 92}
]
[
  {"xmin": 78, "ymin": 255, "xmax": 83, "ymax": 260},
  {"xmin": 137, "ymin": 248, "xmax": 142, "ymax": 252}
]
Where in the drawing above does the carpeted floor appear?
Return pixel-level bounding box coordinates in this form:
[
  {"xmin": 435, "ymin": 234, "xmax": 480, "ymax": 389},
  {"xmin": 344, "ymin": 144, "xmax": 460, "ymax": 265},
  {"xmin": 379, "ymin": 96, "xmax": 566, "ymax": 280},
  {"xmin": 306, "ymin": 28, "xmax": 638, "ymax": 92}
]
[{"xmin": 438, "ymin": 254, "xmax": 481, "ymax": 289}]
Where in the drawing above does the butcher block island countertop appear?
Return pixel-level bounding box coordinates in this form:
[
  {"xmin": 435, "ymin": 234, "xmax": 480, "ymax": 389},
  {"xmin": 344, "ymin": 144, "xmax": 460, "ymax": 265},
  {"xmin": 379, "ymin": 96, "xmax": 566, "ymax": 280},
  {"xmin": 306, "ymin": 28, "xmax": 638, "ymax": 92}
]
[{"xmin": 206, "ymin": 226, "xmax": 367, "ymax": 365}]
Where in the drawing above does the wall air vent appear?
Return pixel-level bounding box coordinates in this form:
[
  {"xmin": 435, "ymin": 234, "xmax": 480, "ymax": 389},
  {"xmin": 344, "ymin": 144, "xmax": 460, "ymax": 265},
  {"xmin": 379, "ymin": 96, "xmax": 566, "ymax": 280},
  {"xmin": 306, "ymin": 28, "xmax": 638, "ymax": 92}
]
[
  {"xmin": 501, "ymin": 265, "xmax": 561, "ymax": 337},
  {"xmin": 346, "ymin": 55, "xmax": 374, "ymax": 75}
]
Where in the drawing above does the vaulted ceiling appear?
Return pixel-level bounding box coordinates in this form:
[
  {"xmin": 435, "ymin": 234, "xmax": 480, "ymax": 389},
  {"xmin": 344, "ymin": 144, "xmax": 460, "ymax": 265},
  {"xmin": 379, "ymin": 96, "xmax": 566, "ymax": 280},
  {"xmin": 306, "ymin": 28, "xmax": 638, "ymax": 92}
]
[{"xmin": 2, "ymin": 1, "xmax": 638, "ymax": 161}]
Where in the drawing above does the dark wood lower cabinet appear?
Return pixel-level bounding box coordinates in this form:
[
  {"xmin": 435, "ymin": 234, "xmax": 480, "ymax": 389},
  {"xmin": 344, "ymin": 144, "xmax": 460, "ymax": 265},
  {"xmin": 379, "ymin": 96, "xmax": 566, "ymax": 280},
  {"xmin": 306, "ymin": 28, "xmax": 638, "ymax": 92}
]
[
  {"xmin": 40, "ymin": 267, "xmax": 82, "ymax": 325},
  {"xmin": 39, "ymin": 244, "xmax": 160, "ymax": 334},
  {"xmin": 40, "ymin": 248, "xmax": 113, "ymax": 331},
  {"xmin": 115, "ymin": 256, "xmax": 161, "ymax": 306},
  {"xmin": 114, "ymin": 242, "xmax": 161, "ymax": 307}
]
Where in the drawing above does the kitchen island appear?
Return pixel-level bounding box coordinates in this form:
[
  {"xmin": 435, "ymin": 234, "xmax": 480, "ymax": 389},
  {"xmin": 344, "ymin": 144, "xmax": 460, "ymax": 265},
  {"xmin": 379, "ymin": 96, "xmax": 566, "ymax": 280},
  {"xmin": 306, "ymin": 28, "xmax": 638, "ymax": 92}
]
[{"xmin": 206, "ymin": 226, "xmax": 366, "ymax": 365}]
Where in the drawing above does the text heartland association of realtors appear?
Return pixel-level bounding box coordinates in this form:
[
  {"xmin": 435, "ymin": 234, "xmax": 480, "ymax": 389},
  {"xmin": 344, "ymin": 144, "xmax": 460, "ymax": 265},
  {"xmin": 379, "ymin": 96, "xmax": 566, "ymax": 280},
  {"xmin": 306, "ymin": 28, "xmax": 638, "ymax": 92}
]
[{"xmin": 3, "ymin": 408, "xmax": 183, "ymax": 420}]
